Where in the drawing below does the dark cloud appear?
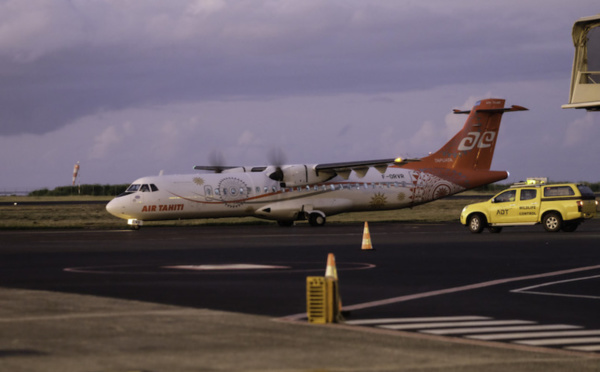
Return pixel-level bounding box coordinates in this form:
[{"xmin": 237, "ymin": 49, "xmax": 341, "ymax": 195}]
[{"xmin": 0, "ymin": 0, "xmax": 596, "ymax": 135}]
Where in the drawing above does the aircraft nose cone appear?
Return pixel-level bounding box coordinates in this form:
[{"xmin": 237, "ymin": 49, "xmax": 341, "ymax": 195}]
[{"xmin": 106, "ymin": 198, "xmax": 122, "ymax": 218}]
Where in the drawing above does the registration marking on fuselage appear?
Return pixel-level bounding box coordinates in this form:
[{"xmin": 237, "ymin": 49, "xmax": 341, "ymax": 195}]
[{"xmin": 163, "ymin": 264, "xmax": 291, "ymax": 271}]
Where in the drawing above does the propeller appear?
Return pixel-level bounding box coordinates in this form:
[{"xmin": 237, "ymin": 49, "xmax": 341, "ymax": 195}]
[
  {"xmin": 208, "ymin": 150, "xmax": 227, "ymax": 173},
  {"xmin": 268, "ymin": 148, "xmax": 286, "ymax": 182}
]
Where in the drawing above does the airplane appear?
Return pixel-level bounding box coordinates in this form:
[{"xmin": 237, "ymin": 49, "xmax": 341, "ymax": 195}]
[{"xmin": 106, "ymin": 98, "xmax": 527, "ymax": 229}]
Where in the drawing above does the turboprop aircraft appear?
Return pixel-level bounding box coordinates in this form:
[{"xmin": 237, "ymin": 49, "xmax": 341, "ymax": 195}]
[{"xmin": 106, "ymin": 98, "xmax": 527, "ymax": 229}]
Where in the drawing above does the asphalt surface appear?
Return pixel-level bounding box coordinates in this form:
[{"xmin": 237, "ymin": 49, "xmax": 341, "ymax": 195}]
[{"xmin": 1, "ymin": 220, "xmax": 600, "ymax": 371}]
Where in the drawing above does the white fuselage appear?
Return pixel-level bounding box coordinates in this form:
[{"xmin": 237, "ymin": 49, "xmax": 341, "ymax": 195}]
[{"xmin": 105, "ymin": 165, "xmax": 464, "ymax": 224}]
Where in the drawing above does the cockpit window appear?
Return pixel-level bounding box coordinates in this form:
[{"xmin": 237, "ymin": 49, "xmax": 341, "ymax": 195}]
[
  {"xmin": 140, "ymin": 184, "xmax": 150, "ymax": 192},
  {"xmin": 126, "ymin": 184, "xmax": 141, "ymax": 192},
  {"xmin": 150, "ymin": 184, "xmax": 158, "ymax": 192}
]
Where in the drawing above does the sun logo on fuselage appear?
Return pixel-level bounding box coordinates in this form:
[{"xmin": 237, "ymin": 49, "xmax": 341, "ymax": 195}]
[
  {"xmin": 370, "ymin": 192, "xmax": 387, "ymax": 209},
  {"xmin": 193, "ymin": 177, "xmax": 204, "ymax": 186},
  {"xmin": 218, "ymin": 177, "xmax": 248, "ymax": 208}
]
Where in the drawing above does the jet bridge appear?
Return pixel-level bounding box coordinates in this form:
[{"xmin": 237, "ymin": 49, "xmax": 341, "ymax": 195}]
[{"xmin": 563, "ymin": 14, "xmax": 600, "ymax": 111}]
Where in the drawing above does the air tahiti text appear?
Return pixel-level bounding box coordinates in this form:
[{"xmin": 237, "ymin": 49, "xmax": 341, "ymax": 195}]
[{"xmin": 142, "ymin": 204, "xmax": 184, "ymax": 212}]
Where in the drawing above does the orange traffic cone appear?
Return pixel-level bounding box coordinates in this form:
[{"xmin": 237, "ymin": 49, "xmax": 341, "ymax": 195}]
[
  {"xmin": 361, "ymin": 222, "xmax": 374, "ymax": 251},
  {"xmin": 325, "ymin": 252, "xmax": 338, "ymax": 279}
]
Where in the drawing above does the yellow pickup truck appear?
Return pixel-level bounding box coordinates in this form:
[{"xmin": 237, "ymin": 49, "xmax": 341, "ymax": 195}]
[{"xmin": 460, "ymin": 180, "xmax": 598, "ymax": 233}]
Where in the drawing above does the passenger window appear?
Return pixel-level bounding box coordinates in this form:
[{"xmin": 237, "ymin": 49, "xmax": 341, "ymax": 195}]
[
  {"xmin": 264, "ymin": 186, "xmax": 268, "ymax": 193},
  {"xmin": 255, "ymin": 187, "xmax": 260, "ymax": 194},
  {"xmin": 230, "ymin": 187, "xmax": 236, "ymax": 196},
  {"xmin": 150, "ymin": 184, "xmax": 158, "ymax": 192},
  {"xmin": 520, "ymin": 189, "xmax": 537, "ymax": 201},
  {"xmin": 494, "ymin": 190, "xmax": 516, "ymax": 203},
  {"xmin": 215, "ymin": 188, "xmax": 221, "ymax": 196}
]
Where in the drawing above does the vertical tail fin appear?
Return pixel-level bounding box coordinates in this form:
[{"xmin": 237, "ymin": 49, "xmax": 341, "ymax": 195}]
[{"xmin": 416, "ymin": 98, "xmax": 527, "ymax": 171}]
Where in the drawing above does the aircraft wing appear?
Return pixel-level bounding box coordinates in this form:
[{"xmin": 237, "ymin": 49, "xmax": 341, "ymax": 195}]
[
  {"xmin": 193, "ymin": 165, "xmax": 242, "ymax": 172},
  {"xmin": 315, "ymin": 158, "xmax": 419, "ymax": 179}
]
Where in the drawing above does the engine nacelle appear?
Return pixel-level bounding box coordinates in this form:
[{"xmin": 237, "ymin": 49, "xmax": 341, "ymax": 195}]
[{"xmin": 267, "ymin": 164, "xmax": 333, "ymax": 187}]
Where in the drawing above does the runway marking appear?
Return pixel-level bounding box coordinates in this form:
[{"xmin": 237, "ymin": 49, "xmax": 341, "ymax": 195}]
[
  {"xmin": 345, "ymin": 315, "xmax": 600, "ymax": 354},
  {"xmin": 426, "ymin": 324, "xmax": 580, "ymax": 335},
  {"xmin": 511, "ymin": 274, "xmax": 600, "ymax": 300},
  {"xmin": 515, "ymin": 337, "xmax": 600, "ymax": 346},
  {"xmin": 345, "ymin": 315, "xmax": 488, "ymax": 325},
  {"xmin": 64, "ymin": 262, "xmax": 376, "ymax": 275},
  {"xmin": 341, "ymin": 264, "xmax": 600, "ymax": 312},
  {"xmin": 469, "ymin": 329, "xmax": 600, "ymax": 341},
  {"xmin": 379, "ymin": 319, "xmax": 533, "ymax": 331},
  {"xmin": 163, "ymin": 264, "xmax": 290, "ymax": 271}
]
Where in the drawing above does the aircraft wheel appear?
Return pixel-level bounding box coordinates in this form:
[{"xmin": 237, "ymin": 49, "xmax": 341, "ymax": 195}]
[
  {"xmin": 543, "ymin": 212, "xmax": 562, "ymax": 232},
  {"xmin": 308, "ymin": 213, "xmax": 326, "ymax": 227},
  {"xmin": 467, "ymin": 214, "xmax": 485, "ymax": 234}
]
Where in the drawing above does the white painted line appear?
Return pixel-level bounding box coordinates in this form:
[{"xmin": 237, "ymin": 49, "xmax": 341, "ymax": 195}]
[
  {"xmin": 470, "ymin": 329, "xmax": 600, "ymax": 341},
  {"xmin": 379, "ymin": 320, "xmax": 533, "ymax": 331},
  {"xmin": 163, "ymin": 264, "xmax": 290, "ymax": 271},
  {"xmin": 511, "ymin": 274, "xmax": 600, "ymax": 300},
  {"xmin": 515, "ymin": 337, "xmax": 600, "ymax": 346},
  {"xmin": 425, "ymin": 324, "xmax": 580, "ymax": 336},
  {"xmin": 566, "ymin": 345, "xmax": 600, "ymax": 352},
  {"xmin": 345, "ymin": 316, "xmax": 489, "ymax": 325},
  {"xmin": 342, "ymin": 264, "xmax": 600, "ymax": 312}
]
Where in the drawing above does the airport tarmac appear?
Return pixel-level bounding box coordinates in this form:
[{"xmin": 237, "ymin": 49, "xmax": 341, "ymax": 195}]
[{"xmin": 1, "ymin": 221, "xmax": 600, "ymax": 371}]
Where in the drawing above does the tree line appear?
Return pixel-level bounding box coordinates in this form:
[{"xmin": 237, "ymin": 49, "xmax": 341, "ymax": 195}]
[{"xmin": 29, "ymin": 184, "xmax": 129, "ymax": 197}]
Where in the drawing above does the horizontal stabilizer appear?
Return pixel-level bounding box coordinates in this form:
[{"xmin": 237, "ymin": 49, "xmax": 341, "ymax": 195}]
[{"xmin": 453, "ymin": 105, "xmax": 528, "ymax": 115}]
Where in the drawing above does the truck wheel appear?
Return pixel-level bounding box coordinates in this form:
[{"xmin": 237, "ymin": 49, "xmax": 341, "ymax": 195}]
[
  {"xmin": 468, "ymin": 214, "xmax": 485, "ymax": 234},
  {"xmin": 542, "ymin": 212, "xmax": 562, "ymax": 232}
]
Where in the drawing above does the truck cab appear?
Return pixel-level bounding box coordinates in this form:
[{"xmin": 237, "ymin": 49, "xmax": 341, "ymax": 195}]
[{"xmin": 460, "ymin": 179, "xmax": 597, "ymax": 233}]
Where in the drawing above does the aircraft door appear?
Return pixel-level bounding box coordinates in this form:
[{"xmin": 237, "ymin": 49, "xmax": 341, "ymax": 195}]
[{"xmin": 204, "ymin": 185, "xmax": 213, "ymax": 197}]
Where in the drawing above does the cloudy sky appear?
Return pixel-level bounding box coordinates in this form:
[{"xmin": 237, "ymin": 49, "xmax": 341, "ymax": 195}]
[{"xmin": 1, "ymin": 0, "xmax": 599, "ymax": 191}]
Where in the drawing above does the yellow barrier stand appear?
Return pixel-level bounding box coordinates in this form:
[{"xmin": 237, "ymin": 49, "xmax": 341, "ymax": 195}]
[
  {"xmin": 306, "ymin": 276, "xmax": 343, "ymax": 324},
  {"xmin": 306, "ymin": 276, "xmax": 328, "ymax": 323}
]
